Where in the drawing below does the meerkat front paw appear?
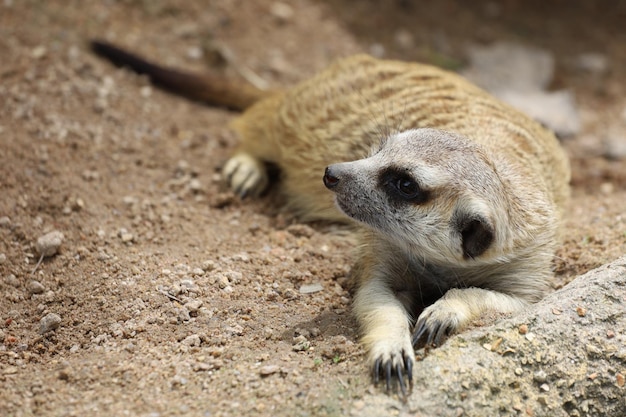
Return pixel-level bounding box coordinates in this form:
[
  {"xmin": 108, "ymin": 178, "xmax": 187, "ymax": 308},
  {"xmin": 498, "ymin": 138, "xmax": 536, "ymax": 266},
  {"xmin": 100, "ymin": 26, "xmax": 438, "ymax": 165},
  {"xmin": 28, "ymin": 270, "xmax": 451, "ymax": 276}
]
[
  {"xmin": 222, "ymin": 153, "xmax": 269, "ymax": 198},
  {"xmin": 411, "ymin": 297, "xmax": 469, "ymax": 348},
  {"xmin": 367, "ymin": 334, "xmax": 414, "ymax": 396}
]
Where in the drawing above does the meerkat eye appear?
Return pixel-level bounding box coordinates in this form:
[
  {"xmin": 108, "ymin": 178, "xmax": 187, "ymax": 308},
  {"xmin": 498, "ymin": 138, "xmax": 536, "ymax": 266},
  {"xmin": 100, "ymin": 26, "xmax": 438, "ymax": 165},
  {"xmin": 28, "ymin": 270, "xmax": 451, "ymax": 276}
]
[
  {"xmin": 379, "ymin": 167, "xmax": 429, "ymax": 204},
  {"xmin": 395, "ymin": 177, "xmax": 420, "ymax": 199}
]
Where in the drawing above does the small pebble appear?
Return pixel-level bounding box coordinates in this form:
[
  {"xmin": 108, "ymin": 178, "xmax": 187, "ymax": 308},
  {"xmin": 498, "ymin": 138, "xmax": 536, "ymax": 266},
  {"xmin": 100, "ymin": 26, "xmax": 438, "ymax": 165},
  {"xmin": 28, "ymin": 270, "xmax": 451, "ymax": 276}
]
[
  {"xmin": 118, "ymin": 228, "xmax": 134, "ymax": 243},
  {"xmin": 4, "ymin": 366, "xmax": 18, "ymax": 375},
  {"xmin": 36, "ymin": 231, "xmax": 64, "ymax": 257},
  {"xmin": 182, "ymin": 334, "xmax": 201, "ymax": 347},
  {"xmin": 217, "ymin": 275, "xmax": 230, "ymax": 289},
  {"xmin": 188, "ymin": 178, "xmax": 203, "ymax": 192},
  {"xmin": 292, "ymin": 335, "xmax": 310, "ymax": 352},
  {"xmin": 394, "ymin": 29, "xmax": 415, "ymax": 50},
  {"xmin": 270, "ymin": 2, "xmax": 294, "ymax": 22},
  {"xmin": 259, "ymin": 365, "xmax": 280, "ymax": 376},
  {"xmin": 600, "ymin": 182, "xmax": 614, "ymax": 195},
  {"xmin": 28, "ymin": 280, "xmax": 45, "ymax": 294},
  {"xmin": 603, "ymin": 134, "xmax": 626, "ymax": 161},
  {"xmin": 32, "ymin": 45, "xmax": 47, "ymax": 59},
  {"xmin": 518, "ymin": 324, "xmax": 529, "ymax": 335},
  {"xmin": 282, "ymin": 288, "xmax": 298, "ymax": 300},
  {"xmin": 533, "ymin": 370, "xmax": 547, "ymax": 383},
  {"xmin": 178, "ymin": 308, "xmax": 191, "ymax": 322},
  {"xmin": 201, "ymin": 260, "xmax": 216, "ymax": 272},
  {"xmin": 540, "ymin": 383, "xmax": 550, "ymax": 392},
  {"xmin": 576, "ymin": 306, "xmax": 587, "ymax": 317},
  {"xmin": 5, "ymin": 274, "xmax": 20, "ymax": 287},
  {"xmin": 0, "ymin": 216, "xmax": 11, "ymax": 227},
  {"xmin": 184, "ymin": 299, "xmax": 203, "ymax": 314},
  {"xmin": 0, "ymin": 253, "xmax": 6, "ymax": 264},
  {"xmin": 585, "ymin": 344, "xmax": 602, "ymax": 357},
  {"xmin": 299, "ymin": 283, "xmax": 323, "ymax": 294},
  {"xmin": 186, "ymin": 46, "xmax": 203, "ymax": 60},
  {"xmin": 39, "ymin": 312, "xmax": 62, "ymax": 334}
]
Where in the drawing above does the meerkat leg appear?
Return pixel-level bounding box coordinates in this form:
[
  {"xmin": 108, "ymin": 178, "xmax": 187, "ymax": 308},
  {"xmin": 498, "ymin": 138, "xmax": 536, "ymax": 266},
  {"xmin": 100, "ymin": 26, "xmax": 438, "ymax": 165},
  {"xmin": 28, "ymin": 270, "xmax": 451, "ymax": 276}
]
[
  {"xmin": 222, "ymin": 152, "xmax": 269, "ymax": 198},
  {"xmin": 412, "ymin": 287, "xmax": 528, "ymax": 347},
  {"xmin": 353, "ymin": 275, "xmax": 414, "ymax": 395}
]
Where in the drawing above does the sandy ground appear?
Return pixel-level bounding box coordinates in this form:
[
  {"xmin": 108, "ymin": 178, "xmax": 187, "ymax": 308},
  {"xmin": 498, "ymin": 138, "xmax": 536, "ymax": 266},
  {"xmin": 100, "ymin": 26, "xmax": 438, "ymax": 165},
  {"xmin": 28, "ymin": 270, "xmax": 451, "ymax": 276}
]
[{"xmin": 1, "ymin": 1, "xmax": 625, "ymax": 416}]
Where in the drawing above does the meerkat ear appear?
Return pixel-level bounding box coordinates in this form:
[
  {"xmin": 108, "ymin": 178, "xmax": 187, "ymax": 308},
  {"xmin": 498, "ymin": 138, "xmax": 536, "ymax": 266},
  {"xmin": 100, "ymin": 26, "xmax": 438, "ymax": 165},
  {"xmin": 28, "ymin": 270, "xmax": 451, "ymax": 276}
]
[{"xmin": 454, "ymin": 212, "xmax": 495, "ymax": 259}]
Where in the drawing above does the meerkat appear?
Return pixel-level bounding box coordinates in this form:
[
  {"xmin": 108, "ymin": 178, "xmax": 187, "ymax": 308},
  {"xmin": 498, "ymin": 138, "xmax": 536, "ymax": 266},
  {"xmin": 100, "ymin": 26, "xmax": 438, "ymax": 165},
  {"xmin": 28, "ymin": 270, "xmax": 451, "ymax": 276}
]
[{"xmin": 91, "ymin": 41, "xmax": 570, "ymax": 395}]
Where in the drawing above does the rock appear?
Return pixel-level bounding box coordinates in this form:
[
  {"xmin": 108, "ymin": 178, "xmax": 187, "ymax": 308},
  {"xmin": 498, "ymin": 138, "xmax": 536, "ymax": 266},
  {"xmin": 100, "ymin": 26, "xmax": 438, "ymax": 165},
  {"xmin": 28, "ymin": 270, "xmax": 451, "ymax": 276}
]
[
  {"xmin": 39, "ymin": 312, "xmax": 62, "ymax": 334},
  {"xmin": 462, "ymin": 42, "xmax": 554, "ymax": 91},
  {"xmin": 181, "ymin": 334, "xmax": 201, "ymax": 347},
  {"xmin": 0, "ymin": 253, "xmax": 6, "ymax": 264},
  {"xmin": 299, "ymin": 283, "xmax": 323, "ymax": 294},
  {"xmin": 269, "ymin": 2, "xmax": 294, "ymax": 23},
  {"xmin": 118, "ymin": 228, "xmax": 134, "ymax": 243},
  {"xmin": 28, "ymin": 280, "xmax": 45, "ymax": 294},
  {"xmin": 259, "ymin": 365, "xmax": 280, "ymax": 376},
  {"xmin": 496, "ymin": 89, "xmax": 581, "ymax": 137},
  {"xmin": 36, "ymin": 230, "xmax": 64, "ymax": 257},
  {"xmin": 184, "ymin": 299, "xmax": 203, "ymax": 314},
  {"xmin": 462, "ymin": 41, "xmax": 581, "ymax": 137},
  {"xmin": 201, "ymin": 260, "xmax": 216, "ymax": 272},
  {"xmin": 353, "ymin": 256, "xmax": 626, "ymax": 416},
  {"xmin": 5, "ymin": 274, "xmax": 20, "ymax": 287},
  {"xmin": 603, "ymin": 133, "xmax": 626, "ymax": 160},
  {"xmin": 31, "ymin": 45, "xmax": 47, "ymax": 59}
]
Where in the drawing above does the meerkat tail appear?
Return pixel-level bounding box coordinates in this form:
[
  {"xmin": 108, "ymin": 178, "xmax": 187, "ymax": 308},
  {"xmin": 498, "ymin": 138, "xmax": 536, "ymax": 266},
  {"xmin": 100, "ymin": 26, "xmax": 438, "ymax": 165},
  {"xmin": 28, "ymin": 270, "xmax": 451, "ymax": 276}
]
[{"xmin": 90, "ymin": 40, "xmax": 271, "ymax": 111}]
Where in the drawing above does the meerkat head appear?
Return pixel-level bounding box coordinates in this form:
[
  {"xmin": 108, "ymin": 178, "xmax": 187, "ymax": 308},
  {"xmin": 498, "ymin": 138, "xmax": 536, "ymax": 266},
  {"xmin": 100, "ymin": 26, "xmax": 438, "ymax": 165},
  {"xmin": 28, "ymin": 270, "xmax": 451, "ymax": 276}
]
[{"xmin": 323, "ymin": 128, "xmax": 509, "ymax": 265}]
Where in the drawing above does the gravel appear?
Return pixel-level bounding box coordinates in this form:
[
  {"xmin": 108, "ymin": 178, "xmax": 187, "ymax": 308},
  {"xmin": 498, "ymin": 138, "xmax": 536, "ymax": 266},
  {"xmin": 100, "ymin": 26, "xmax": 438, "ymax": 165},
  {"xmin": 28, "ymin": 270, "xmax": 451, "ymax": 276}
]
[
  {"xmin": 35, "ymin": 230, "xmax": 64, "ymax": 257},
  {"xmin": 28, "ymin": 280, "xmax": 45, "ymax": 294},
  {"xmin": 39, "ymin": 312, "xmax": 62, "ymax": 334}
]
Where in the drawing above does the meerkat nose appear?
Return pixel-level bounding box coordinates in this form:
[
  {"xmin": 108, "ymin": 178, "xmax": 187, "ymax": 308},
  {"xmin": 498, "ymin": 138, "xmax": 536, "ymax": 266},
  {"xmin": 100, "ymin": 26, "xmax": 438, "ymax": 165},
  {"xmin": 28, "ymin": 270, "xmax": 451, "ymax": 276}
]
[{"xmin": 323, "ymin": 166, "xmax": 340, "ymax": 189}]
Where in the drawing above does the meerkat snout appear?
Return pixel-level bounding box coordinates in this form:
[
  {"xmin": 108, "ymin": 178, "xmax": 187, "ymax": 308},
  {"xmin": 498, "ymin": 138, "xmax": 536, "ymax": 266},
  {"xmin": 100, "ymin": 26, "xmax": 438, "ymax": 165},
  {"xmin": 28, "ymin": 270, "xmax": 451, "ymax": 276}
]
[{"xmin": 323, "ymin": 166, "xmax": 340, "ymax": 189}]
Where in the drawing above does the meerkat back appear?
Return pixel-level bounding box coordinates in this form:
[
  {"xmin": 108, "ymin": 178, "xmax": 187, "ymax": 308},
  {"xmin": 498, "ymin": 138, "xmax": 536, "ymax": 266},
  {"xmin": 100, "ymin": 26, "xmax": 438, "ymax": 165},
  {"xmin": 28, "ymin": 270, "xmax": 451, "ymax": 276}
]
[{"xmin": 228, "ymin": 54, "xmax": 569, "ymax": 223}]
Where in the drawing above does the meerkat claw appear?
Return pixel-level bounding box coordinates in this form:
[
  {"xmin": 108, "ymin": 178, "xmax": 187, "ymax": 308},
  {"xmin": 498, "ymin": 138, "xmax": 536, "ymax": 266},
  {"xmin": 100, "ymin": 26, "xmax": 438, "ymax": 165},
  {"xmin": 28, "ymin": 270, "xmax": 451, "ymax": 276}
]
[
  {"xmin": 396, "ymin": 362, "xmax": 407, "ymax": 397},
  {"xmin": 372, "ymin": 350, "xmax": 413, "ymax": 397},
  {"xmin": 404, "ymin": 350, "xmax": 414, "ymax": 382}
]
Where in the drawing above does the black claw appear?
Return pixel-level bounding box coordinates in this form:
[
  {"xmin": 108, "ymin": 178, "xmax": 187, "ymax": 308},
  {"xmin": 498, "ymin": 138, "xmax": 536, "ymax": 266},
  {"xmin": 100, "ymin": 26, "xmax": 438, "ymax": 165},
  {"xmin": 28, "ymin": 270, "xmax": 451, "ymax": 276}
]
[
  {"xmin": 396, "ymin": 362, "xmax": 407, "ymax": 397},
  {"xmin": 373, "ymin": 358, "xmax": 382, "ymax": 385},
  {"xmin": 434, "ymin": 325, "xmax": 449, "ymax": 346},
  {"xmin": 385, "ymin": 360, "xmax": 392, "ymax": 392},
  {"xmin": 412, "ymin": 322, "xmax": 428, "ymax": 347},
  {"xmin": 404, "ymin": 351, "xmax": 413, "ymax": 382},
  {"xmin": 425, "ymin": 327, "xmax": 435, "ymax": 347}
]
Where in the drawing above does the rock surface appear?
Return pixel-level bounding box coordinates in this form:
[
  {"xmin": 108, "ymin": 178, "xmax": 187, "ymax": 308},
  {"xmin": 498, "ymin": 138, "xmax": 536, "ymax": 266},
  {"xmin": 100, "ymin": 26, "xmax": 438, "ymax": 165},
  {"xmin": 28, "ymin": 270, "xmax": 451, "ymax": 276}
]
[{"xmin": 357, "ymin": 256, "xmax": 626, "ymax": 417}]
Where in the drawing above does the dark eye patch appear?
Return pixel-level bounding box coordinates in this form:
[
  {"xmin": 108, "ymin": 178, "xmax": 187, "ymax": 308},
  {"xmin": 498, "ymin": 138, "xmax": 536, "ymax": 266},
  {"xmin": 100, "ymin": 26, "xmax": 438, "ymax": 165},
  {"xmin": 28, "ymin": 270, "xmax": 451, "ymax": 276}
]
[{"xmin": 379, "ymin": 167, "xmax": 430, "ymax": 205}]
